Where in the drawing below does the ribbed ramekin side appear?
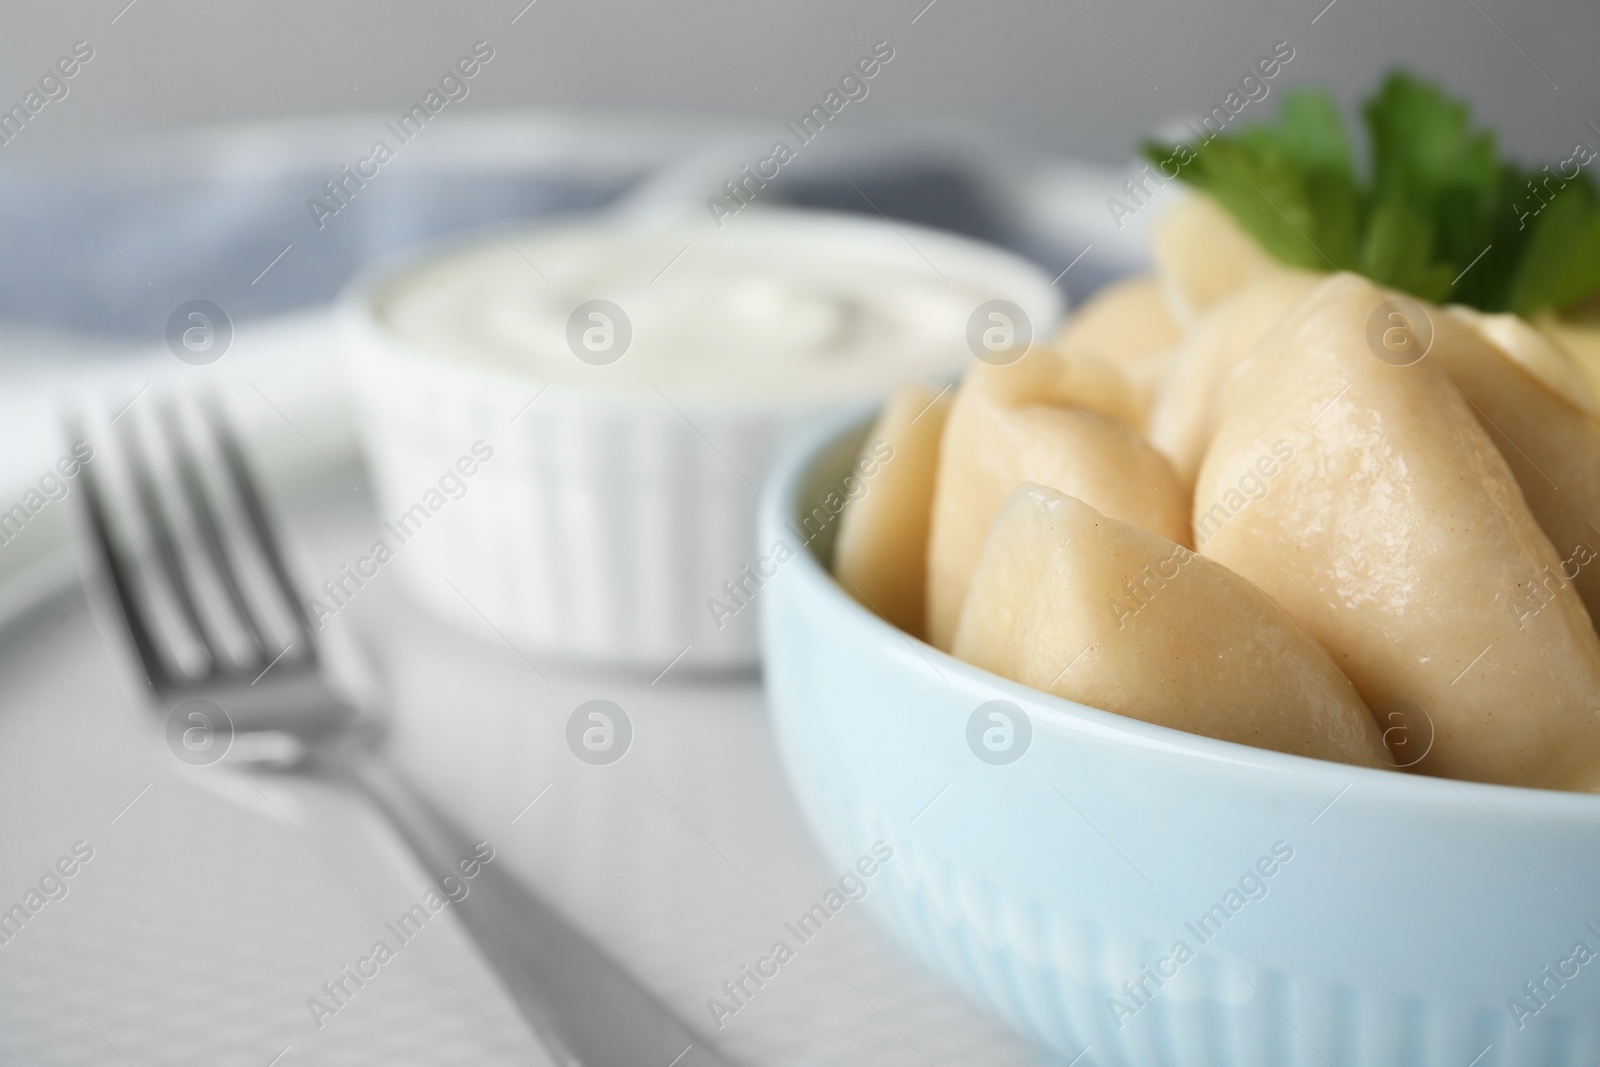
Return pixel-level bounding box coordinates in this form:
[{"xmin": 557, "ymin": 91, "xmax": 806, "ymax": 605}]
[{"xmin": 349, "ymin": 339, "xmax": 799, "ymax": 669}]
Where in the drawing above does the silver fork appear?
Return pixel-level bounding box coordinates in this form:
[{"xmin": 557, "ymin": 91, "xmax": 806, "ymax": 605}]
[{"xmin": 71, "ymin": 395, "xmax": 741, "ymax": 1067}]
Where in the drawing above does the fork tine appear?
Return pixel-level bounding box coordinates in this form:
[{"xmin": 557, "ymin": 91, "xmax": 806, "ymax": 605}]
[
  {"xmin": 70, "ymin": 419, "xmax": 170, "ymax": 690},
  {"xmin": 159, "ymin": 400, "xmax": 276, "ymax": 666},
  {"xmin": 117, "ymin": 409, "xmax": 222, "ymax": 673},
  {"xmin": 203, "ymin": 400, "xmax": 319, "ymax": 655}
]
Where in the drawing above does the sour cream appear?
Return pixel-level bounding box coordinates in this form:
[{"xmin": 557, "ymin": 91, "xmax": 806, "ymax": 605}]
[
  {"xmin": 347, "ymin": 207, "xmax": 1059, "ymax": 670},
  {"xmin": 368, "ymin": 210, "xmax": 1058, "ymax": 405}
]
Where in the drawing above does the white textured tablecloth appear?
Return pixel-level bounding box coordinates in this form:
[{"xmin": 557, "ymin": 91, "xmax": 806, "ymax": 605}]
[{"xmin": 0, "ymin": 314, "xmax": 1055, "ymax": 1066}]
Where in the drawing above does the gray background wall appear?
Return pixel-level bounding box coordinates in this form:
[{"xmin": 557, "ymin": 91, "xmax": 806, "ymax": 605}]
[{"xmin": 0, "ymin": 0, "xmax": 1593, "ymax": 166}]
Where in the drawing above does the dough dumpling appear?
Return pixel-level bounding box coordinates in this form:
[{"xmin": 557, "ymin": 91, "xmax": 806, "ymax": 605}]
[
  {"xmin": 1197, "ymin": 275, "xmax": 1600, "ymax": 791},
  {"xmin": 1150, "ymin": 194, "xmax": 1280, "ymax": 326},
  {"xmin": 833, "ymin": 384, "xmax": 951, "ymax": 638},
  {"xmin": 1148, "ymin": 268, "xmax": 1323, "ymax": 484},
  {"xmin": 1450, "ymin": 307, "xmax": 1597, "ymax": 415},
  {"xmin": 952, "ymin": 483, "xmax": 1389, "ymax": 767},
  {"xmin": 926, "ymin": 346, "xmax": 1190, "ymax": 649},
  {"xmin": 1433, "ymin": 308, "xmax": 1600, "ymax": 626},
  {"xmin": 1536, "ymin": 309, "xmax": 1600, "ymax": 402},
  {"xmin": 1052, "ymin": 275, "xmax": 1182, "ymax": 416}
]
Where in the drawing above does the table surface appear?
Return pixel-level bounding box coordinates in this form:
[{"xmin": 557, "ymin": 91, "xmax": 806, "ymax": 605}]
[{"xmin": 0, "ymin": 317, "xmax": 1054, "ymax": 1067}]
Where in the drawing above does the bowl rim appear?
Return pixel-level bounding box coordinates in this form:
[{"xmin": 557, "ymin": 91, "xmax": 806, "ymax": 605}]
[
  {"xmin": 337, "ymin": 204, "xmax": 1064, "ymax": 415},
  {"xmin": 763, "ymin": 406, "xmax": 1600, "ymax": 819}
]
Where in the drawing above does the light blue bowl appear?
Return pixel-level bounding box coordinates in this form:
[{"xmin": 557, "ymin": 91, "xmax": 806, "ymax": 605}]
[{"xmin": 760, "ymin": 412, "xmax": 1600, "ymax": 1067}]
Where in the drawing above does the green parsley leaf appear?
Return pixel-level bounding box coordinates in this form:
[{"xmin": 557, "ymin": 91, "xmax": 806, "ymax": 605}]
[
  {"xmin": 1364, "ymin": 73, "xmax": 1498, "ymax": 218},
  {"xmin": 1510, "ymin": 179, "xmax": 1600, "ymax": 316},
  {"xmin": 1142, "ymin": 69, "xmax": 1600, "ymax": 316},
  {"xmin": 1358, "ymin": 196, "xmax": 1455, "ymax": 303},
  {"xmin": 1253, "ymin": 90, "xmax": 1356, "ymax": 180},
  {"xmin": 1145, "ymin": 138, "xmax": 1330, "ymax": 269}
]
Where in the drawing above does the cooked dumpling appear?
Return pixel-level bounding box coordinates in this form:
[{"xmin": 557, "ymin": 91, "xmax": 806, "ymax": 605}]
[
  {"xmin": 1033, "ymin": 347, "xmax": 1145, "ymax": 431},
  {"xmin": 1432, "ymin": 308, "xmax": 1600, "ymax": 626},
  {"xmin": 1052, "ymin": 275, "xmax": 1182, "ymax": 416},
  {"xmin": 1536, "ymin": 310, "xmax": 1600, "ymax": 402},
  {"xmin": 832, "ymin": 384, "xmax": 952, "ymax": 638},
  {"xmin": 1148, "ymin": 268, "xmax": 1323, "ymax": 484},
  {"xmin": 1150, "ymin": 194, "xmax": 1281, "ymax": 326},
  {"xmin": 926, "ymin": 346, "xmax": 1190, "ymax": 650},
  {"xmin": 1450, "ymin": 307, "xmax": 1597, "ymax": 416},
  {"xmin": 1197, "ymin": 275, "xmax": 1600, "ymax": 791},
  {"xmin": 952, "ymin": 483, "xmax": 1389, "ymax": 767}
]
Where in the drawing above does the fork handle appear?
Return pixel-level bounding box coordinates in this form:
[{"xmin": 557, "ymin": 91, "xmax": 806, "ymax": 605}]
[{"xmin": 342, "ymin": 756, "xmax": 743, "ymax": 1067}]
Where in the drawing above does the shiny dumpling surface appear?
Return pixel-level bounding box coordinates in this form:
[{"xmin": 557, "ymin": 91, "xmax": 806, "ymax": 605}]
[
  {"xmin": 1196, "ymin": 275, "xmax": 1600, "ymax": 791},
  {"xmin": 952, "ymin": 482, "xmax": 1389, "ymax": 768}
]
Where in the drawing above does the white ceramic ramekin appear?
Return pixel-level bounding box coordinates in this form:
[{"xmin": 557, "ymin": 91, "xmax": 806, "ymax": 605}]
[
  {"xmin": 761, "ymin": 411, "xmax": 1600, "ymax": 1066},
  {"xmin": 344, "ymin": 209, "xmax": 1059, "ymax": 671}
]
